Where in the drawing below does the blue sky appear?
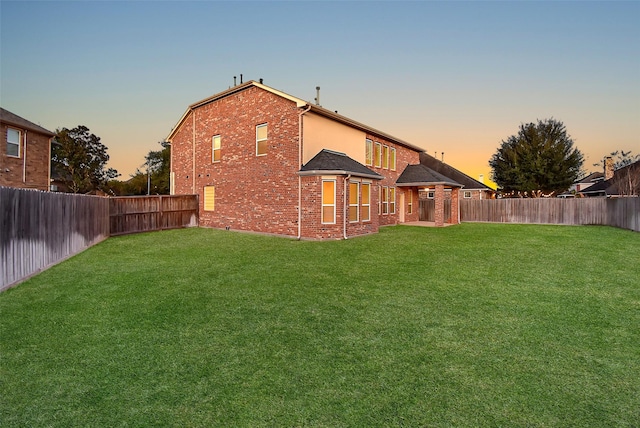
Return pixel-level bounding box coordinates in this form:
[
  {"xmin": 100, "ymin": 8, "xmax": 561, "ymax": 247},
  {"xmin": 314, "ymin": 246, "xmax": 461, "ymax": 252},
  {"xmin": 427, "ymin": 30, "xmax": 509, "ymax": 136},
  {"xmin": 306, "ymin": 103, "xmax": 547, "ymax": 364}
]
[{"xmin": 2, "ymin": 1, "xmax": 638, "ymax": 183}]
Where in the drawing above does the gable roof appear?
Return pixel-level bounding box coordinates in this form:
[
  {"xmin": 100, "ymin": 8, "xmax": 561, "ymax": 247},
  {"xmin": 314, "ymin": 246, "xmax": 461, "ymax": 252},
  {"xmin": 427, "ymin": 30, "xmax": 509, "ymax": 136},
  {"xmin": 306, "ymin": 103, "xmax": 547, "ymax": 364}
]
[
  {"xmin": 396, "ymin": 164, "xmax": 462, "ymax": 187},
  {"xmin": 575, "ymin": 171, "xmax": 604, "ymax": 184},
  {"xmin": 0, "ymin": 108, "xmax": 54, "ymax": 137},
  {"xmin": 419, "ymin": 152, "xmax": 492, "ymax": 190},
  {"xmin": 299, "ymin": 149, "xmax": 383, "ymax": 180},
  {"xmin": 580, "ymin": 160, "xmax": 640, "ymax": 195},
  {"xmin": 166, "ymin": 80, "xmax": 425, "ymax": 152}
]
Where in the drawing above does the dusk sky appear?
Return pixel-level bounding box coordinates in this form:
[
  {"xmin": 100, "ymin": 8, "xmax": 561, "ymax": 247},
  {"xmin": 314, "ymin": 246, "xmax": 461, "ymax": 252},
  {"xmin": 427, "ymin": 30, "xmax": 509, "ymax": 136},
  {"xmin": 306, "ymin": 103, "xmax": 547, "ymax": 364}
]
[{"xmin": 2, "ymin": 1, "xmax": 639, "ymax": 186}]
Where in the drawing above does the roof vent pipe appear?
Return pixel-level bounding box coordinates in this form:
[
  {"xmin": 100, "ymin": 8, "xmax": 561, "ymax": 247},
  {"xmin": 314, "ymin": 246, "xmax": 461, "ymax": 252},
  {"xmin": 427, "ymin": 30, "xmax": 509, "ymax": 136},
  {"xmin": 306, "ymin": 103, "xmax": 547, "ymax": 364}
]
[
  {"xmin": 240, "ymin": 74, "xmax": 243, "ymax": 84},
  {"xmin": 441, "ymin": 152, "xmax": 444, "ymax": 162},
  {"xmin": 234, "ymin": 76, "xmax": 237, "ymax": 86},
  {"xmin": 315, "ymin": 86, "xmax": 321, "ymax": 106}
]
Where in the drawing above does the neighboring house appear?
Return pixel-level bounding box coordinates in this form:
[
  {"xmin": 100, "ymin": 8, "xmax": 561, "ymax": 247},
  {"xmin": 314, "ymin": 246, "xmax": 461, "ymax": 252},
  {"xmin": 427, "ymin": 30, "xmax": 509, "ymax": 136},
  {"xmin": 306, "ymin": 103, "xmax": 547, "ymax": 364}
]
[
  {"xmin": 167, "ymin": 80, "xmax": 462, "ymax": 239},
  {"xmin": 0, "ymin": 108, "xmax": 55, "ymax": 191},
  {"xmin": 570, "ymin": 171, "xmax": 605, "ymax": 193},
  {"xmin": 580, "ymin": 160, "xmax": 640, "ymax": 197},
  {"xmin": 419, "ymin": 152, "xmax": 495, "ymax": 200}
]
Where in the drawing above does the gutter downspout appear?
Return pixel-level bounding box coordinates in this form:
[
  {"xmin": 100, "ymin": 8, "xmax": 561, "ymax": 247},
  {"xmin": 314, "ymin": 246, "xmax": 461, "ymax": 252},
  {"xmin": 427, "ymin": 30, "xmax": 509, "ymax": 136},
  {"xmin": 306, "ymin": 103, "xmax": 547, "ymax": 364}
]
[
  {"xmin": 22, "ymin": 131, "xmax": 27, "ymax": 184},
  {"xmin": 297, "ymin": 105, "xmax": 311, "ymax": 240},
  {"xmin": 192, "ymin": 110, "xmax": 196, "ymax": 194},
  {"xmin": 343, "ymin": 174, "xmax": 351, "ymax": 239}
]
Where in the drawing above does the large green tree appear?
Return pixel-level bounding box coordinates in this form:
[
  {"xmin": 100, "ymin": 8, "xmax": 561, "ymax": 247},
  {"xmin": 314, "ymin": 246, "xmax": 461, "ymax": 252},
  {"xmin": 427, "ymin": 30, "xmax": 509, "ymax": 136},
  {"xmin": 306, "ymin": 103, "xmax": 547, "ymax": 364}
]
[
  {"xmin": 52, "ymin": 126, "xmax": 119, "ymax": 193},
  {"xmin": 489, "ymin": 119, "xmax": 584, "ymax": 197}
]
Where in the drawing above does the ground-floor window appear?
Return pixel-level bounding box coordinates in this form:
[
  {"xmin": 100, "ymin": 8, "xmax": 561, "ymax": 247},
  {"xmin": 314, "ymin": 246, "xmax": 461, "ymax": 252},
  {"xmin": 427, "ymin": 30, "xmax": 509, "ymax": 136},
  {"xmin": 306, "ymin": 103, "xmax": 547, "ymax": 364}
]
[
  {"xmin": 204, "ymin": 186, "xmax": 215, "ymax": 211},
  {"xmin": 389, "ymin": 187, "xmax": 396, "ymax": 214},
  {"xmin": 361, "ymin": 182, "xmax": 371, "ymax": 222},
  {"xmin": 407, "ymin": 190, "xmax": 413, "ymax": 214},
  {"xmin": 382, "ymin": 186, "xmax": 389, "ymax": 214},
  {"xmin": 349, "ymin": 181, "xmax": 359, "ymax": 222},
  {"xmin": 322, "ymin": 179, "xmax": 336, "ymax": 224}
]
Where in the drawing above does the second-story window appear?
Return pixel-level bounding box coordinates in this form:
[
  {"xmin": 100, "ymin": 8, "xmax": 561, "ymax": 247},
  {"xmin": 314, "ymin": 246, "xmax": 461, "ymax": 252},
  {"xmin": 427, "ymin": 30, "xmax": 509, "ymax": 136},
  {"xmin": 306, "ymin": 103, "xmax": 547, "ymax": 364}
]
[
  {"xmin": 7, "ymin": 128, "xmax": 20, "ymax": 157},
  {"xmin": 212, "ymin": 135, "xmax": 221, "ymax": 162},
  {"xmin": 256, "ymin": 123, "xmax": 267, "ymax": 156},
  {"xmin": 365, "ymin": 139, "xmax": 373, "ymax": 166},
  {"xmin": 374, "ymin": 142, "xmax": 382, "ymax": 168},
  {"xmin": 390, "ymin": 147, "xmax": 396, "ymax": 171},
  {"xmin": 382, "ymin": 145, "xmax": 389, "ymax": 169}
]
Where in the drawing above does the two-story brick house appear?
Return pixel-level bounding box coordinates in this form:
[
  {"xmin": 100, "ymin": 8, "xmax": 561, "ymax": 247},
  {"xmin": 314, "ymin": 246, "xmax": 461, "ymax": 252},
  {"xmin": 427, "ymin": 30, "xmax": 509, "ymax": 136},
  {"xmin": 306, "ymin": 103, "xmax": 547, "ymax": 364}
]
[
  {"xmin": 167, "ymin": 81, "xmax": 461, "ymax": 239},
  {"xmin": 1, "ymin": 108, "xmax": 55, "ymax": 191}
]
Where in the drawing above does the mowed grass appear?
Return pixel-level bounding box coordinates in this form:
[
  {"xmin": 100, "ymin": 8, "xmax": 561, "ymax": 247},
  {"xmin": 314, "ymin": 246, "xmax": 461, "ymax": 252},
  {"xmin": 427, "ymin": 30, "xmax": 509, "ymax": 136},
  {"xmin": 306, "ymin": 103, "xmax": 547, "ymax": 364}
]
[{"xmin": 1, "ymin": 224, "xmax": 639, "ymax": 427}]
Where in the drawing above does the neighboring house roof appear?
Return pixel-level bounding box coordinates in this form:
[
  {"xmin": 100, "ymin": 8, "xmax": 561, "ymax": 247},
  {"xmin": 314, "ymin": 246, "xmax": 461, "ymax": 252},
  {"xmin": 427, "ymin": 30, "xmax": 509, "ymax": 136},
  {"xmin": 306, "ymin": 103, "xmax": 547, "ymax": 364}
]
[
  {"xmin": 580, "ymin": 161, "xmax": 640, "ymax": 196},
  {"xmin": 167, "ymin": 80, "xmax": 425, "ymax": 153},
  {"xmin": 0, "ymin": 107, "xmax": 55, "ymax": 137},
  {"xmin": 396, "ymin": 164, "xmax": 462, "ymax": 187},
  {"xmin": 299, "ymin": 149, "xmax": 383, "ymax": 180},
  {"xmin": 419, "ymin": 152, "xmax": 493, "ymax": 191},
  {"xmin": 576, "ymin": 171, "xmax": 604, "ymax": 184}
]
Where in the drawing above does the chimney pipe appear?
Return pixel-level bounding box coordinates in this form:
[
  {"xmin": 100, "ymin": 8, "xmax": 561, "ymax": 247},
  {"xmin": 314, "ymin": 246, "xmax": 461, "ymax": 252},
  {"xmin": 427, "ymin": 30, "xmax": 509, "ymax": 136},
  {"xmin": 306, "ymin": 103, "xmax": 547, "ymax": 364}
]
[
  {"xmin": 234, "ymin": 76, "xmax": 237, "ymax": 86},
  {"xmin": 441, "ymin": 152, "xmax": 444, "ymax": 162},
  {"xmin": 259, "ymin": 78, "xmax": 263, "ymax": 84},
  {"xmin": 315, "ymin": 86, "xmax": 320, "ymax": 106},
  {"xmin": 604, "ymin": 156, "xmax": 614, "ymax": 180},
  {"xmin": 240, "ymin": 74, "xmax": 243, "ymax": 84}
]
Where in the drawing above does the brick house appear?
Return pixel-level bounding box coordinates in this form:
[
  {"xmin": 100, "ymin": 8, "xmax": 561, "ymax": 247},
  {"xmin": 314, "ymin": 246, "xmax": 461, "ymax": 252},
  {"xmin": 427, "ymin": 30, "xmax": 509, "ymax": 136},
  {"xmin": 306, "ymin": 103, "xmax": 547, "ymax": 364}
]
[
  {"xmin": 1, "ymin": 108, "xmax": 55, "ymax": 191},
  {"xmin": 167, "ymin": 81, "xmax": 461, "ymax": 239}
]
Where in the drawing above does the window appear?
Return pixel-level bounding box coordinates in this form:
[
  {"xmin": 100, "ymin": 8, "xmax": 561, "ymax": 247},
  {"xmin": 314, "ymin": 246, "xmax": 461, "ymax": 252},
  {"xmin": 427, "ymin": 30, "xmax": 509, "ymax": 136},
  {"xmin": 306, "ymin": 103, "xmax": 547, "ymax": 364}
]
[
  {"xmin": 365, "ymin": 139, "xmax": 373, "ymax": 166},
  {"xmin": 427, "ymin": 191, "xmax": 435, "ymax": 199},
  {"xmin": 382, "ymin": 145, "xmax": 389, "ymax": 169},
  {"xmin": 212, "ymin": 135, "xmax": 221, "ymax": 162},
  {"xmin": 7, "ymin": 128, "xmax": 20, "ymax": 157},
  {"xmin": 407, "ymin": 190, "xmax": 413, "ymax": 214},
  {"xmin": 390, "ymin": 148, "xmax": 396, "ymax": 171},
  {"xmin": 361, "ymin": 182, "xmax": 371, "ymax": 222},
  {"xmin": 382, "ymin": 186, "xmax": 389, "ymax": 214},
  {"xmin": 204, "ymin": 186, "xmax": 215, "ymax": 211},
  {"xmin": 374, "ymin": 142, "xmax": 381, "ymax": 168},
  {"xmin": 322, "ymin": 180, "xmax": 336, "ymax": 224},
  {"xmin": 389, "ymin": 187, "xmax": 396, "ymax": 214},
  {"xmin": 349, "ymin": 181, "xmax": 359, "ymax": 222},
  {"xmin": 256, "ymin": 124, "xmax": 267, "ymax": 156},
  {"xmin": 464, "ymin": 191, "xmax": 472, "ymax": 199}
]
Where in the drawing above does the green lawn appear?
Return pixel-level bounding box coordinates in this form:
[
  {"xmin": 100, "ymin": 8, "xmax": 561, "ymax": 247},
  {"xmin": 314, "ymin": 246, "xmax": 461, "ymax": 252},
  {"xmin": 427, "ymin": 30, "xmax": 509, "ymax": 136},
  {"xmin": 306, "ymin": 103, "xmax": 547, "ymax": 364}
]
[{"xmin": 1, "ymin": 224, "xmax": 639, "ymax": 427}]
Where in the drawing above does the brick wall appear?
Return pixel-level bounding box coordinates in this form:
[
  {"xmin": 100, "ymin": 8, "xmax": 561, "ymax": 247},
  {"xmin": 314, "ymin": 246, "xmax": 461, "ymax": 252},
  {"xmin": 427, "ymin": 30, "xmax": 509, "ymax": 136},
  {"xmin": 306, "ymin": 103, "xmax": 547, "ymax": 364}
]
[
  {"xmin": 0, "ymin": 124, "xmax": 51, "ymax": 191},
  {"xmin": 171, "ymin": 86, "xmax": 301, "ymax": 237}
]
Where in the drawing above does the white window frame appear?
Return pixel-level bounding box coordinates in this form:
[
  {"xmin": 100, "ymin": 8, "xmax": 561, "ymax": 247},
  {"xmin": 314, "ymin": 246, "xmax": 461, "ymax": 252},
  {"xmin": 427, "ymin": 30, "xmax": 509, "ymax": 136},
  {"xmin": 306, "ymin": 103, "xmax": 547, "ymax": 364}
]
[
  {"xmin": 349, "ymin": 180, "xmax": 360, "ymax": 223},
  {"xmin": 463, "ymin": 190, "xmax": 472, "ymax": 199},
  {"xmin": 407, "ymin": 189, "xmax": 413, "ymax": 214},
  {"xmin": 365, "ymin": 139, "xmax": 373, "ymax": 166},
  {"xmin": 382, "ymin": 145, "xmax": 389, "ymax": 169},
  {"xmin": 7, "ymin": 128, "xmax": 20, "ymax": 158},
  {"xmin": 212, "ymin": 135, "xmax": 221, "ymax": 163},
  {"xmin": 382, "ymin": 186, "xmax": 389, "ymax": 215},
  {"xmin": 322, "ymin": 179, "xmax": 336, "ymax": 224},
  {"xmin": 389, "ymin": 187, "xmax": 396, "ymax": 214},
  {"xmin": 361, "ymin": 182, "xmax": 371, "ymax": 222},
  {"xmin": 390, "ymin": 147, "xmax": 396, "ymax": 171},
  {"xmin": 256, "ymin": 123, "xmax": 267, "ymax": 156},
  {"xmin": 374, "ymin": 142, "xmax": 382, "ymax": 168},
  {"xmin": 427, "ymin": 191, "xmax": 435, "ymax": 199}
]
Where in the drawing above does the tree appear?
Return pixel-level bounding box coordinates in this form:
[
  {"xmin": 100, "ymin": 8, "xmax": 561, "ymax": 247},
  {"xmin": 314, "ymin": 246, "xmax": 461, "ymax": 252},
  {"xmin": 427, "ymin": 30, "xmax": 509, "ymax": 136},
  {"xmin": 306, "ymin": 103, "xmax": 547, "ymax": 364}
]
[
  {"xmin": 52, "ymin": 126, "xmax": 119, "ymax": 193},
  {"xmin": 114, "ymin": 141, "xmax": 170, "ymax": 195},
  {"xmin": 489, "ymin": 119, "xmax": 584, "ymax": 197}
]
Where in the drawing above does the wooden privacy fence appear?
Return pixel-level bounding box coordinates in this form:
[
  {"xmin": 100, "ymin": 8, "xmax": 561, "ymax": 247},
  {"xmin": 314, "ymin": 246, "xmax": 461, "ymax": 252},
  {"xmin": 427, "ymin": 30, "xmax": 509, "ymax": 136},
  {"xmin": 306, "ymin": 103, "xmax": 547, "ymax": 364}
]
[
  {"xmin": 419, "ymin": 199, "xmax": 452, "ymax": 222},
  {"xmin": 1, "ymin": 186, "xmax": 110, "ymax": 290},
  {"xmin": 109, "ymin": 195, "xmax": 198, "ymax": 236},
  {"xmin": 460, "ymin": 197, "xmax": 640, "ymax": 232},
  {"xmin": 1, "ymin": 189, "xmax": 199, "ymax": 290}
]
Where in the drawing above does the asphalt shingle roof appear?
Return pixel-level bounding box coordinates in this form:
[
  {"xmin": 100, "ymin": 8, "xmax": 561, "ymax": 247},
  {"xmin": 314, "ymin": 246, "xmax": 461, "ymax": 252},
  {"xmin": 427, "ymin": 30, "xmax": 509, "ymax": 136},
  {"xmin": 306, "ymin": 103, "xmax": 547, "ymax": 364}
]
[
  {"xmin": 419, "ymin": 152, "xmax": 492, "ymax": 190},
  {"xmin": 396, "ymin": 164, "xmax": 462, "ymax": 187},
  {"xmin": 0, "ymin": 108, "xmax": 54, "ymax": 136},
  {"xmin": 299, "ymin": 149, "xmax": 383, "ymax": 180}
]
